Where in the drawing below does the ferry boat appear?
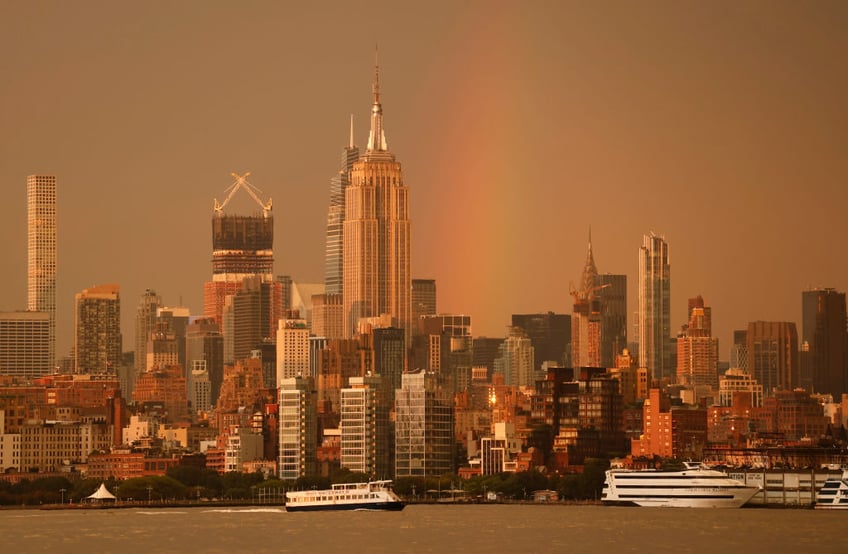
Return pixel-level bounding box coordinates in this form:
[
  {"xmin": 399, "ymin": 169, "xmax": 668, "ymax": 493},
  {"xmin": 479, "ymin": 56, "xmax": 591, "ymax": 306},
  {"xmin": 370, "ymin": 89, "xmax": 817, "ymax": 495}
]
[
  {"xmin": 815, "ymin": 470, "xmax": 848, "ymax": 509},
  {"xmin": 602, "ymin": 462, "xmax": 760, "ymax": 508},
  {"xmin": 285, "ymin": 480, "xmax": 405, "ymax": 512}
]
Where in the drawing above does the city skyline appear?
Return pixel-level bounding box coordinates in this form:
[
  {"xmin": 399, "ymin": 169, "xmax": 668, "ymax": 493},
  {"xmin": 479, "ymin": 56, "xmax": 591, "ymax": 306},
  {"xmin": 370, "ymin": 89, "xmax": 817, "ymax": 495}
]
[{"xmin": 1, "ymin": 2, "xmax": 846, "ymax": 360}]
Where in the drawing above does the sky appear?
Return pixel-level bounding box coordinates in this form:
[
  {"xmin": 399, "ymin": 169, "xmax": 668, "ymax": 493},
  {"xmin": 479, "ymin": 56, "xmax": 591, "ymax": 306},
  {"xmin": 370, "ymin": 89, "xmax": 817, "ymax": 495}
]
[{"xmin": 1, "ymin": 1, "xmax": 846, "ymax": 362}]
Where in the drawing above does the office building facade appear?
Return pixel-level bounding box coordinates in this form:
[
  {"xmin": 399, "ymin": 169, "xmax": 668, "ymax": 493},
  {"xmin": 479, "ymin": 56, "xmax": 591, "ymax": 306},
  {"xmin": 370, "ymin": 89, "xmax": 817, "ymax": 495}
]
[
  {"xmin": 747, "ymin": 321, "xmax": 799, "ymax": 395},
  {"xmin": 0, "ymin": 311, "xmax": 51, "ymax": 378},
  {"xmin": 801, "ymin": 288, "xmax": 848, "ymax": 398}
]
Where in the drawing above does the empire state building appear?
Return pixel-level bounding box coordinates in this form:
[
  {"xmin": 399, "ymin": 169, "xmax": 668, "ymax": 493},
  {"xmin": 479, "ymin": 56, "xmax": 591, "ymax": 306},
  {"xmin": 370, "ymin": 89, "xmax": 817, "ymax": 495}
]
[{"xmin": 343, "ymin": 59, "xmax": 411, "ymax": 339}]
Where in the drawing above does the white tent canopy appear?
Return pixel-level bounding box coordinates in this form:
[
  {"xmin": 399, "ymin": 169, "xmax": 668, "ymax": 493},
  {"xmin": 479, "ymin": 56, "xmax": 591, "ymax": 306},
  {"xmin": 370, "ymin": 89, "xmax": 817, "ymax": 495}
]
[{"xmin": 87, "ymin": 483, "xmax": 117, "ymax": 501}]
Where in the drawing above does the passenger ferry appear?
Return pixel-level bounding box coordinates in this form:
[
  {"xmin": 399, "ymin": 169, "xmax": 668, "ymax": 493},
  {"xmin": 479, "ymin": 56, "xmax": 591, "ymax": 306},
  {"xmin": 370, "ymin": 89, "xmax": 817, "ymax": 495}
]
[
  {"xmin": 602, "ymin": 462, "xmax": 760, "ymax": 508},
  {"xmin": 815, "ymin": 470, "xmax": 848, "ymax": 509},
  {"xmin": 285, "ymin": 480, "xmax": 405, "ymax": 512}
]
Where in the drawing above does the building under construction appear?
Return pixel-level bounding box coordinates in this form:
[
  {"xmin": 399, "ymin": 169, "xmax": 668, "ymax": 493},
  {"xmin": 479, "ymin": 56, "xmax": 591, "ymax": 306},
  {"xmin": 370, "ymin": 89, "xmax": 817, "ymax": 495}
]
[{"xmin": 203, "ymin": 174, "xmax": 281, "ymax": 338}]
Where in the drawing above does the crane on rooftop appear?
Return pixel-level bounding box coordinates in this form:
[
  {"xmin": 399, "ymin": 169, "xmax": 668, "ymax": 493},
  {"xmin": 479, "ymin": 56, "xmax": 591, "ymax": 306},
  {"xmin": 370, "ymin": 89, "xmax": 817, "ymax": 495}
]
[{"xmin": 213, "ymin": 172, "xmax": 273, "ymax": 218}]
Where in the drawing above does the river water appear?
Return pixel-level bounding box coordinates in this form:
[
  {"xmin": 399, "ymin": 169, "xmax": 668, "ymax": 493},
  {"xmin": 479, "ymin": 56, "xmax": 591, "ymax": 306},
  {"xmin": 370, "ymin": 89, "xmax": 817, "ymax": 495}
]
[{"xmin": 1, "ymin": 504, "xmax": 843, "ymax": 554}]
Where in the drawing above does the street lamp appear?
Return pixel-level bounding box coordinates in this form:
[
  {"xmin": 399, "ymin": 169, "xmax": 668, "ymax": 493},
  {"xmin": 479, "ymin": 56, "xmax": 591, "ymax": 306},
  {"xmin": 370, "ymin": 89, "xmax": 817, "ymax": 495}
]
[
  {"xmin": 147, "ymin": 485, "xmax": 153, "ymax": 505},
  {"xmin": 59, "ymin": 488, "xmax": 66, "ymax": 505}
]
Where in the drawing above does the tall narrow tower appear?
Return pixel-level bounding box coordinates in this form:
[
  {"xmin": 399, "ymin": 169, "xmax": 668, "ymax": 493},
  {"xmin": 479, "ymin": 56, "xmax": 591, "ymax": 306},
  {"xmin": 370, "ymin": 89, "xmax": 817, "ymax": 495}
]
[
  {"xmin": 326, "ymin": 116, "xmax": 360, "ymax": 295},
  {"xmin": 343, "ymin": 55, "xmax": 411, "ymax": 339},
  {"xmin": 27, "ymin": 175, "xmax": 56, "ymax": 367},
  {"xmin": 572, "ymin": 231, "xmax": 602, "ymax": 368},
  {"xmin": 638, "ymin": 232, "xmax": 672, "ymax": 383}
]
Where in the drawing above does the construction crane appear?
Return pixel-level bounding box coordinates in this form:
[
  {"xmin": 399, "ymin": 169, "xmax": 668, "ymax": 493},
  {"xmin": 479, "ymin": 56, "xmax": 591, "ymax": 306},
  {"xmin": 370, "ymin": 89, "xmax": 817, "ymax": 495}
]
[
  {"xmin": 569, "ymin": 282, "xmax": 611, "ymax": 304},
  {"xmin": 213, "ymin": 172, "xmax": 273, "ymax": 218}
]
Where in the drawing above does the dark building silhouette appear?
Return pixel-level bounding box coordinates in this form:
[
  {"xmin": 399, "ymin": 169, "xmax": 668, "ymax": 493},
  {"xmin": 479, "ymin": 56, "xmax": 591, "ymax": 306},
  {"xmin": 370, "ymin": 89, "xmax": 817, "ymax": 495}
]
[
  {"xmin": 747, "ymin": 321, "xmax": 799, "ymax": 396},
  {"xmin": 802, "ymin": 288, "xmax": 848, "ymax": 398},
  {"xmin": 511, "ymin": 313, "xmax": 570, "ymax": 370},
  {"xmin": 596, "ymin": 274, "xmax": 627, "ymax": 368}
]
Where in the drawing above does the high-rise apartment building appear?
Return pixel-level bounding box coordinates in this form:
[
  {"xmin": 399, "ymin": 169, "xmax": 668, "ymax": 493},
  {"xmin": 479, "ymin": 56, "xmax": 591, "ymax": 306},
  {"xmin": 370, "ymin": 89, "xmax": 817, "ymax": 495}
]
[
  {"xmin": 340, "ymin": 375, "xmax": 391, "ymax": 479},
  {"xmin": 326, "ymin": 116, "xmax": 360, "ymax": 296},
  {"xmin": 74, "ymin": 284, "xmax": 121, "ymax": 374},
  {"xmin": 493, "ymin": 327, "xmax": 535, "ymax": 387},
  {"xmin": 186, "ymin": 317, "xmax": 224, "ymax": 405},
  {"xmin": 394, "ymin": 370, "xmax": 454, "ymax": 478},
  {"xmin": 278, "ymin": 377, "xmax": 317, "ymax": 480},
  {"xmin": 277, "ymin": 318, "xmax": 309, "ymax": 384},
  {"xmin": 153, "ymin": 306, "xmax": 189, "ymax": 372},
  {"xmin": 343, "ymin": 59, "xmax": 411, "ymax": 340},
  {"xmin": 747, "ymin": 321, "xmax": 799, "ymax": 395},
  {"xmin": 27, "ymin": 175, "xmax": 57, "ymax": 367},
  {"xmin": 412, "ymin": 314, "xmax": 472, "ymax": 383},
  {"xmin": 638, "ymin": 232, "xmax": 672, "ymax": 383},
  {"xmin": 134, "ymin": 289, "xmax": 161, "ymax": 377},
  {"xmin": 146, "ymin": 321, "xmax": 179, "ymax": 371},
  {"xmin": 0, "ymin": 312, "xmax": 51, "ymax": 378},
  {"xmin": 676, "ymin": 295, "xmax": 719, "ymax": 387},
  {"xmin": 801, "ymin": 288, "xmax": 848, "ymax": 398}
]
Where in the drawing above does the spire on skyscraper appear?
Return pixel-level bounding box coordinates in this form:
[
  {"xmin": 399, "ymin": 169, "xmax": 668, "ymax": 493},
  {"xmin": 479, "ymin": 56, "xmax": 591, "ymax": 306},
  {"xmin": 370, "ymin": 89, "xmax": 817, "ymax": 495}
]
[
  {"xmin": 581, "ymin": 226, "xmax": 598, "ymax": 298},
  {"xmin": 367, "ymin": 45, "xmax": 388, "ymax": 153},
  {"xmin": 349, "ymin": 113, "xmax": 355, "ymax": 149}
]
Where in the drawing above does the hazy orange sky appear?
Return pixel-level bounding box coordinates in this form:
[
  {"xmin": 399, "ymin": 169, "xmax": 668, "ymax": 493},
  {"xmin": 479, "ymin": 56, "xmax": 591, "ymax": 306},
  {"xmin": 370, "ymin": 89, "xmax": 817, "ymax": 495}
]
[{"xmin": 1, "ymin": 1, "xmax": 846, "ymax": 361}]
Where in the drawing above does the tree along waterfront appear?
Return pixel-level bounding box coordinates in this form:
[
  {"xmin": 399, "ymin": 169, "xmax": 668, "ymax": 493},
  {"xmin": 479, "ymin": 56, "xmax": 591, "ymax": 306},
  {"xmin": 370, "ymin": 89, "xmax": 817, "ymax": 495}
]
[{"xmin": 0, "ymin": 460, "xmax": 611, "ymax": 507}]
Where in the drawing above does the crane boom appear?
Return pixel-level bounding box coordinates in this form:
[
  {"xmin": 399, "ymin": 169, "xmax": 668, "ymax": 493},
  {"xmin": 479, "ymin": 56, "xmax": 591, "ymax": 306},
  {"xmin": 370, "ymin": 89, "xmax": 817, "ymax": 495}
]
[{"xmin": 213, "ymin": 172, "xmax": 273, "ymax": 217}]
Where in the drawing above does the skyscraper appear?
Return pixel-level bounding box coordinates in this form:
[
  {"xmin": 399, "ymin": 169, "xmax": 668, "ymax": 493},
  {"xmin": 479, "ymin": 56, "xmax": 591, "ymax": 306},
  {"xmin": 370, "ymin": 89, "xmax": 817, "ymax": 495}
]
[
  {"xmin": 277, "ymin": 317, "xmax": 309, "ymax": 384},
  {"xmin": 343, "ymin": 57, "xmax": 411, "ymax": 340},
  {"xmin": 638, "ymin": 233, "xmax": 672, "ymax": 383},
  {"xmin": 411, "ymin": 279, "xmax": 437, "ymax": 333},
  {"xmin": 228, "ymin": 275, "xmax": 282, "ymax": 363},
  {"xmin": 571, "ymin": 236, "xmax": 602, "ymax": 368},
  {"xmin": 511, "ymin": 312, "xmax": 570, "ymax": 369},
  {"xmin": 747, "ymin": 321, "xmax": 799, "ymax": 395},
  {"xmin": 493, "ymin": 327, "xmax": 535, "ymax": 387},
  {"xmin": 676, "ymin": 295, "xmax": 719, "ymax": 387},
  {"xmin": 135, "ymin": 289, "xmax": 161, "ymax": 377},
  {"xmin": 27, "ymin": 175, "xmax": 56, "ymax": 367},
  {"xmin": 325, "ymin": 116, "xmax": 360, "ymax": 295},
  {"xmin": 74, "ymin": 284, "xmax": 121, "ymax": 374},
  {"xmin": 203, "ymin": 173, "xmax": 277, "ymax": 327},
  {"xmin": 801, "ymin": 288, "xmax": 848, "ymax": 398},
  {"xmin": 186, "ymin": 317, "xmax": 224, "ymax": 405},
  {"xmin": 596, "ymin": 273, "xmax": 627, "ymax": 368}
]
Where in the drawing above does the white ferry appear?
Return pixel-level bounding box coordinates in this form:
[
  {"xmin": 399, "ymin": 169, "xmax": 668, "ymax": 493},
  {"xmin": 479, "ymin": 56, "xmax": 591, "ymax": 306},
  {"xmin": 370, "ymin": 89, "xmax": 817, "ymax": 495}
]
[
  {"xmin": 602, "ymin": 462, "xmax": 760, "ymax": 508},
  {"xmin": 285, "ymin": 480, "xmax": 405, "ymax": 512},
  {"xmin": 815, "ymin": 470, "xmax": 848, "ymax": 509}
]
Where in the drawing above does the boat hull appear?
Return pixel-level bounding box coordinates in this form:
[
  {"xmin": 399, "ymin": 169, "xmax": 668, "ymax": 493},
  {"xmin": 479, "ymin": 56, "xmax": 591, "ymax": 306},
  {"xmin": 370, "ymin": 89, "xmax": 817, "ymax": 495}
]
[{"xmin": 286, "ymin": 501, "xmax": 405, "ymax": 512}]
